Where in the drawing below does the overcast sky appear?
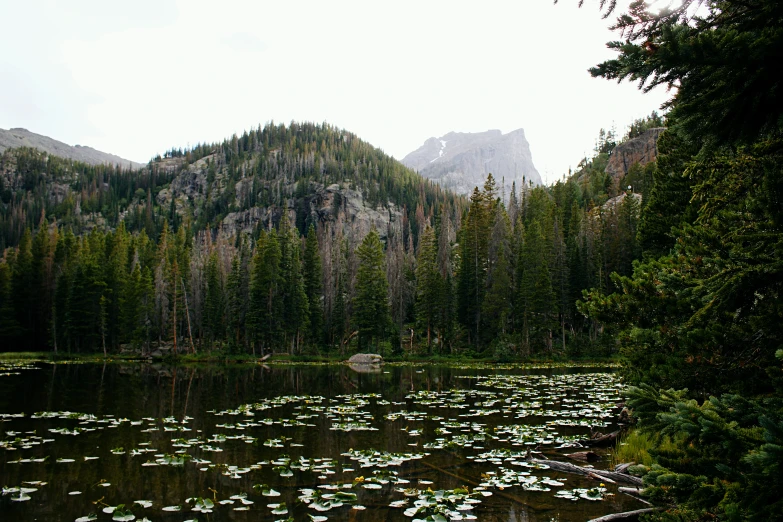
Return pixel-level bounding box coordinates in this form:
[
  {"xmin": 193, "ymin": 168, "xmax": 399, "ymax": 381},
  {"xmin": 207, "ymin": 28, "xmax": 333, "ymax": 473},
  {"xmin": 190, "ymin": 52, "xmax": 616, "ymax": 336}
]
[{"xmin": 0, "ymin": 0, "xmax": 671, "ymax": 184}]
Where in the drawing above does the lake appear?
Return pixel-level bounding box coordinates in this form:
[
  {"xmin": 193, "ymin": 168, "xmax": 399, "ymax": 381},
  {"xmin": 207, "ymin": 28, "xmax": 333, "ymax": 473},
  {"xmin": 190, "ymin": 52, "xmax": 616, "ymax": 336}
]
[{"xmin": 0, "ymin": 360, "xmax": 646, "ymax": 521}]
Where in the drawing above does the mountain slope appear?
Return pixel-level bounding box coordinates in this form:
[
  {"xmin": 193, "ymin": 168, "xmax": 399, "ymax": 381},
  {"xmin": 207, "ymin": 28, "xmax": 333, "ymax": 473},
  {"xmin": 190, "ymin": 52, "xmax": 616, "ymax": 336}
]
[
  {"xmin": 402, "ymin": 129, "xmax": 541, "ymax": 196},
  {"xmin": 0, "ymin": 127, "xmax": 144, "ymax": 169}
]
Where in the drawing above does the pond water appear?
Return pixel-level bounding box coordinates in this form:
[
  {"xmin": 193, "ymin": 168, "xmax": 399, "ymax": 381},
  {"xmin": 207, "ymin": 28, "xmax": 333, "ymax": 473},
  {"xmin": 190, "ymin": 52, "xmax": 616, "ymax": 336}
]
[{"xmin": 0, "ymin": 361, "xmax": 645, "ymax": 522}]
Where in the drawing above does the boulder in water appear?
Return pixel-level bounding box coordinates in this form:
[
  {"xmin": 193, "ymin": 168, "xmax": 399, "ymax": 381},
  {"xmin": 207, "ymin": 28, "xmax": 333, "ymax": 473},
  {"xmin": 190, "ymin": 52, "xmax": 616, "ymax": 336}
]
[{"xmin": 347, "ymin": 353, "xmax": 383, "ymax": 365}]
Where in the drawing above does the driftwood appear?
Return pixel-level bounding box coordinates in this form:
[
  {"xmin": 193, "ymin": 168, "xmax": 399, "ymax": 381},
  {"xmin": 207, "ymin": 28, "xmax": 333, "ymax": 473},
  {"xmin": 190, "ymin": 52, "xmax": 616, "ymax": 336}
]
[
  {"xmin": 528, "ymin": 458, "xmax": 643, "ymax": 487},
  {"xmin": 259, "ymin": 354, "xmax": 271, "ymax": 362},
  {"xmin": 587, "ymin": 507, "xmax": 662, "ymax": 522},
  {"xmin": 614, "ymin": 462, "xmax": 635, "ymax": 474},
  {"xmin": 618, "ymin": 487, "xmax": 652, "ymax": 506}
]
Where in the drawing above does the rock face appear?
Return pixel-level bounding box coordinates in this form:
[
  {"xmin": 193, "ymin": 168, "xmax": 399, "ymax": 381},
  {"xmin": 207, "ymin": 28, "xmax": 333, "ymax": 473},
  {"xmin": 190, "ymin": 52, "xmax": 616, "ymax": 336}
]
[
  {"xmin": 605, "ymin": 127, "xmax": 665, "ymax": 187},
  {"xmin": 0, "ymin": 127, "xmax": 144, "ymax": 169},
  {"xmin": 157, "ymin": 162, "xmax": 404, "ymax": 242},
  {"xmin": 602, "ymin": 192, "xmax": 642, "ymax": 212},
  {"xmin": 402, "ymin": 129, "xmax": 541, "ymax": 197}
]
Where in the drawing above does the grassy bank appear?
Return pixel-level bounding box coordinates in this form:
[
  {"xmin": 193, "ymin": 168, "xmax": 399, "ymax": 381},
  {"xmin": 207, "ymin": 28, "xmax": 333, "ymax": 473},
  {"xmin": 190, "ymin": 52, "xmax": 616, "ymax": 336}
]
[{"xmin": 0, "ymin": 350, "xmax": 620, "ymax": 366}]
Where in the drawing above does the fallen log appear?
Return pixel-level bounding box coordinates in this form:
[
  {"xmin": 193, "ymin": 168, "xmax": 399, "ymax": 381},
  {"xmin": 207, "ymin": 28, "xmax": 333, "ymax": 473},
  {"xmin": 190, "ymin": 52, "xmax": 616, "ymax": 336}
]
[
  {"xmin": 587, "ymin": 507, "xmax": 662, "ymax": 521},
  {"xmin": 614, "ymin": 462, "xmax": 635, "ymax": 474},
  {"xmin": 617, "ymin": 487, "xmax": 652, "ymax": 506},
  {"xmin": 585, "ymin": 430, "xmax": 621, "ymax": 447},
  {"xmin": 527, "ymin": 458, "xmax": 643, "ymax": 487},
  {"xmin": 587, "ymin": 471, "xmax": 616, "ymax": 484}
]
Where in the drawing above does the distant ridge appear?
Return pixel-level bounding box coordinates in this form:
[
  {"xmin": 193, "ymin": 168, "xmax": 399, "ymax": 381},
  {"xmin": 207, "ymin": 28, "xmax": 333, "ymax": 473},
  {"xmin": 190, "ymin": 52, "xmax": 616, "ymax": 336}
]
[
  {"xmin": 0, "ymin": 127, "xmax": 144, "ymax": 169},
  {"xmin": 402, "ymin": 128, "xmax": 541, "ymax": 197}
]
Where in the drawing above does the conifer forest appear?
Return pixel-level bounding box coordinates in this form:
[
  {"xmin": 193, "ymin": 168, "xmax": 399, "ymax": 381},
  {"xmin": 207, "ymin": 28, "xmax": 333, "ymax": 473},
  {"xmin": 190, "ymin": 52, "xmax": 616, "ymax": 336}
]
[{"xmin": 1, "ymin": 1, "xmax": 782, "ymax": 520}]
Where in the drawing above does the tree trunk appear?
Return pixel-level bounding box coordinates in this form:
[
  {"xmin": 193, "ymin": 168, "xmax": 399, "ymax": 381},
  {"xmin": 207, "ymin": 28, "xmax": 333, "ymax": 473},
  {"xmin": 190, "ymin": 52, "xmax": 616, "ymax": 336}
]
[
  {"xmin": 181, "ymin": 277, "xmax": 196, "ymax": 355},
  {"xmin": 562, "ymin": 316, "xmax": 566, "ymax": 353},
  {"xmin": 52, "ymin": 304, "xmax": 58, "ymax": 356},
  {"xmin": 172, "ymin": 285, "xmax": 178, "ymax": 355}
]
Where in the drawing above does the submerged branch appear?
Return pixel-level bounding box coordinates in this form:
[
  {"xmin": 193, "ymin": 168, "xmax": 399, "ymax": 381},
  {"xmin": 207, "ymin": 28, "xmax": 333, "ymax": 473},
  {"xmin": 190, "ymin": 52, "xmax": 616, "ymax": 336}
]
[
  {"xmin": 588, "ymin": 507, "xmax": 663, "ymax": 522},
  {"xmin": 527, "ymin": 458, "xmax": 644, "ymax": 487}
]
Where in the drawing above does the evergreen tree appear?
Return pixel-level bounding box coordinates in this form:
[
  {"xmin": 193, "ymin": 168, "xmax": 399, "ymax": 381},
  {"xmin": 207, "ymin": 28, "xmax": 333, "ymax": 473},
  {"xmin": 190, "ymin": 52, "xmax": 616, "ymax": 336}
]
[
  {"xmin": 457, "ymin": 188, "xmax": 490, "ymax": 343},
  {"xmin": 415, "ymin": 225, "xmax": 440, "ymax": 351},
  {"xmin": 278, "ymin": 213, "xmax": 309, "ymax": 354},
  {"xmin": 203, "ymin": 251, "xmax": 225, "ymax": 347},
  {"xmin": 0, "ymin": 260, "xmax": 22, "ymax": 344},
  {"xmin": 303, "ymin": 224, "xmax": 323, "ymax": 346},
  {"xmin": 590, "ymin": 0, "xmax": 783, "ymax": 147},
  {"xmin": 435, "ymin": 209, "xmax": 455, "ymax": 351},
  {"xmin": 516, "ymin": 220, "xmax": 555, "ymax": 352},
  {"xmin": 12, "ymin": 228, "xmax": 34, "ymax": 348},
  {"xmin": 353, "ymin": 229, "xmax": 390, "ymax": 351},
  {"xmin": 248, "ymin": 230, "xmax": 282, "ymax": 354},
  {"xmin": 482, "ymin": 204, "xmax": 514, "ymax": 341},
  {"xmin": 225, "ymin": 253, "xmax": 249, "ymax": 352}
]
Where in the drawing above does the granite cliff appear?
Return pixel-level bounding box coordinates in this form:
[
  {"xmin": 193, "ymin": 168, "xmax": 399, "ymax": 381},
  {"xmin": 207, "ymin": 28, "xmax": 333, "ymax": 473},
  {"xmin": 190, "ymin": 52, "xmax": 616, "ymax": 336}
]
[{"xmin": 402, "ymin": 129, "xmax": 541, "ymax": 197}]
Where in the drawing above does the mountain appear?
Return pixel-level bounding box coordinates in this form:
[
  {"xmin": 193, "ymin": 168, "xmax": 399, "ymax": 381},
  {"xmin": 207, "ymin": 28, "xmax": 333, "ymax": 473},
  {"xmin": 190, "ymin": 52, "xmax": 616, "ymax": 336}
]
[
  {"xmin": 401, "ymin": 129, "xmax": 541, "ymax": 197},
  {"xmin": 0, "ymin": 122, "xmax": 463, "ymax": 249},
  {"xmin": 0, "ymin": 127, "xmax": 144, "ymax": 169}
]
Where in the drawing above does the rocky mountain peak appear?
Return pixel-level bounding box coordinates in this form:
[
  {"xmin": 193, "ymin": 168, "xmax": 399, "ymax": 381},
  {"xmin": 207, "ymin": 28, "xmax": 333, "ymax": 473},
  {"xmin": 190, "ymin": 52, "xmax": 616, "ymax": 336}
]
[{"xmin": 401, "ymin": 128, "xmax": 541, "ymax": 197}]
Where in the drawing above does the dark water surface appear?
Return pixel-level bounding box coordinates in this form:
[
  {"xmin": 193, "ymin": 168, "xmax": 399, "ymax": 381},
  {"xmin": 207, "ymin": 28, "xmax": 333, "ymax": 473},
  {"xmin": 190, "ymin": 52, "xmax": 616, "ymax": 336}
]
[{"xmin": 0, "ymin": 361, "xmax": 644, "ymax": 521}]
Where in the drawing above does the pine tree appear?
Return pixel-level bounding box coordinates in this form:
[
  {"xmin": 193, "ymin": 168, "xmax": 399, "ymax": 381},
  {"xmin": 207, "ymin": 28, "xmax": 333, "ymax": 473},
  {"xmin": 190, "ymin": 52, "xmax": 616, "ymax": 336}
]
[
  {"xmin": 457, "ymin": 188, "xmax": 490, "ymax": 343},
  {"xmin": 248, "ymin": 230, "xmax": 282, "ymax": 355},
  {"xmin": 278, "ymin": 213, "xmax": 309, "ymax": 354},
  {"xmin": 12, "ymin": 228, "xmax": 34, "ymax": 348},
  {"xmin": 0, "ymin": 261, "xmax": 22, "ymax": 344},
  {"xmin": 516, "ymin": 220, "xmax": 555, "ymax": 353},
  {"xmin": 121, "ymin": 264, "xmax": 143, "ymax": 347},
  {"xmin": 225, "ymin": 253, "xmax": 249, "ymax": 352},
  {"xmin": 303, "ymin": 224, "xmax": 323, "ymax": 346},
  {"xmin": 203, "ymin": 251, "xmax": 225, "ymax": 347},
  {"xmin": 435, "ymin": 208, "xmax": 455, "ymax": 351},
  {"xmin": 105, "ymin": 222, "xmax": 130, "ymax": 349},
  {"xmin": 415, "ymin": 225, "xmax": 440, "ymax": 351},
  {"xmin": 353, "ymin": 229, "xmax": 390, "ymax": 352},
  {"xmin": 590, "ymin": 0, "xmax": 783, "ymax": 147},
  {"xmin": 482, "ymin": 204, "xmax": 513, "ymax": 341}
]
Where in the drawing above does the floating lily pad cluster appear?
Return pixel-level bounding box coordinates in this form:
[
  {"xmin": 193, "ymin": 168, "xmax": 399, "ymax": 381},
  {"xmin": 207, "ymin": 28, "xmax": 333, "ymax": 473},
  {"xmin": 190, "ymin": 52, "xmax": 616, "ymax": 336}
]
[
  {"xmin": 0, "ymin": 361, "xmax": 39, "ymax": 377},
  {"xmin": 390, "ymin": 487, "xmax": 481, "ymax": 521},
  {"xmin": 2, "ymin": 483, "xmax": 43, "ymax": 502}
]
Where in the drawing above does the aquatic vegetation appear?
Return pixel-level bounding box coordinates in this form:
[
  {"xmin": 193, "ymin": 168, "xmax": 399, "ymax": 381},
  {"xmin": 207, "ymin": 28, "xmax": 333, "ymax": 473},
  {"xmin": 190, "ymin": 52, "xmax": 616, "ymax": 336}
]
[
  {"xmin": 395, "ymin": 487, "xmax": 481, "ymax": 521},
  {"xmin": 555, "ymin": 486, "xmax": 611, "ymax": 501},
  {"xmin": 0, "ymin": 363, "xmax": 632, "ymax": 520}
]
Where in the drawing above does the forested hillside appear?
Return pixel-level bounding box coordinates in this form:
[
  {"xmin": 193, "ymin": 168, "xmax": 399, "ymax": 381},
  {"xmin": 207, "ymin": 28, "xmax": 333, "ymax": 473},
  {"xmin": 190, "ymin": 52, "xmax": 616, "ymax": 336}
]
[{"xmin": 0, "ymin": 118, "xmax": 654, "ymax": 356}]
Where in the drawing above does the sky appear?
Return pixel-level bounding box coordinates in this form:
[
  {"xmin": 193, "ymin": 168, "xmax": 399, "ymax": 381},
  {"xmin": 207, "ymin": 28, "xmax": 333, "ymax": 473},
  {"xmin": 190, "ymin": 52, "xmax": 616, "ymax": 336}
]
[{"xmin": 0, "ymin": 0, "xmax": 672, "ymax": 185}]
